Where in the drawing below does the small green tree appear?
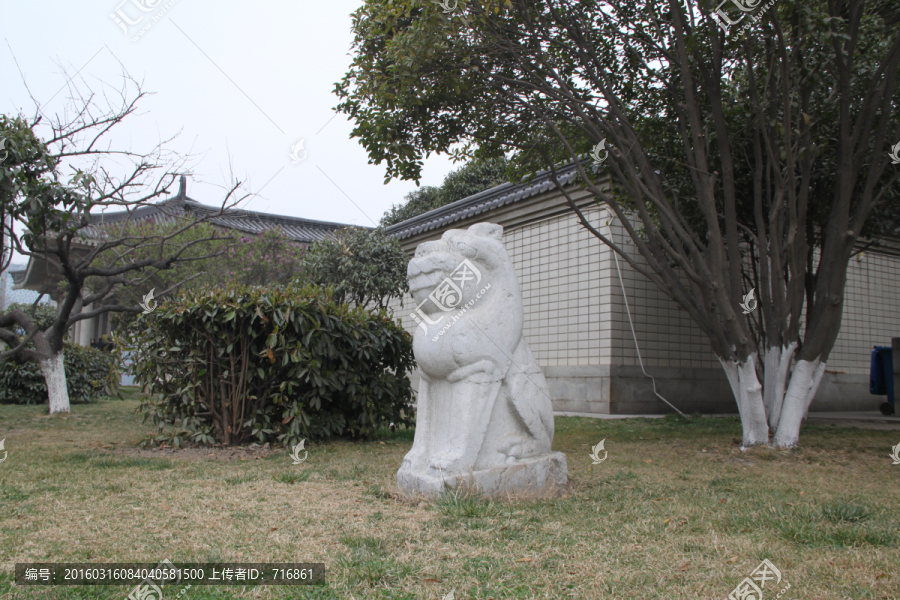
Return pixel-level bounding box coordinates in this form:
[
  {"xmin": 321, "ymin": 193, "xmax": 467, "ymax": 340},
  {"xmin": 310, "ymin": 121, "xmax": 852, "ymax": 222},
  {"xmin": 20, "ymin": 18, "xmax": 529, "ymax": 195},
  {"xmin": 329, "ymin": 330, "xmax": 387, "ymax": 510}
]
[
  {"xmin": 302, "ymin": 227, "xmax": 409, "ymax": 311},
  {"xmin": 439, "ymin": 156, "xmax": 510, "ymax": 204}
]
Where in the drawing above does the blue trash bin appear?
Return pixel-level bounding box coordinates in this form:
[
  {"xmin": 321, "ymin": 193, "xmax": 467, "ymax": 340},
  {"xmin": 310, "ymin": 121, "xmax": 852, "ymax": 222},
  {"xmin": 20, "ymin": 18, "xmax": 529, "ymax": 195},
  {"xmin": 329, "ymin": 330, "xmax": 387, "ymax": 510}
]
[{"xmin": 870, "ymin": 346, "xmax": 895, "ymax": 415}]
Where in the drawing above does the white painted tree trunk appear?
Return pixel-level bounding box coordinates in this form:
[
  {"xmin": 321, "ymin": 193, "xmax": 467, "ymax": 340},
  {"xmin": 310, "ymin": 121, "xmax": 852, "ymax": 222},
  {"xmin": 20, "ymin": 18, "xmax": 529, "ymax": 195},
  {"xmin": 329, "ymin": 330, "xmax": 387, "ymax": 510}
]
[
  {"xmin": 39, "ymin": 351, "xmax": 71, "ymax": 414},
  {"xmin": 719, "ymin": 353, "xmax": 769, "ymax": 446},
  {"xmin": 773, "ymin": 358, "xmax": 826, "ymax": 448},
  {"xmin": 763, "ymin": 342, "xmax": 797, "ymax": 430}
]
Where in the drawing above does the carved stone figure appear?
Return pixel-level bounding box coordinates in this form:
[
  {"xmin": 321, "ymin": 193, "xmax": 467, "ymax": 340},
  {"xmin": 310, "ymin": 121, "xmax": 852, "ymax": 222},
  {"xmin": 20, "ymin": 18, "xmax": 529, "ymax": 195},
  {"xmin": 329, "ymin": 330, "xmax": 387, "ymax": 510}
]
[{"xmin": 397, "ymin": 222, "xmax": 567, "ymax": 498}]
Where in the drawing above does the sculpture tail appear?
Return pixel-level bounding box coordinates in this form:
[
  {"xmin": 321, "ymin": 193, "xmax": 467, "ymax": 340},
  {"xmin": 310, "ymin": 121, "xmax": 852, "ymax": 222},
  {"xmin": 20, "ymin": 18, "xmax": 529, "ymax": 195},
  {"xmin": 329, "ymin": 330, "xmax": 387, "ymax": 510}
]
[{"xmin": 506, "ymin": 340, "xmax": 554, "ymax": 446}]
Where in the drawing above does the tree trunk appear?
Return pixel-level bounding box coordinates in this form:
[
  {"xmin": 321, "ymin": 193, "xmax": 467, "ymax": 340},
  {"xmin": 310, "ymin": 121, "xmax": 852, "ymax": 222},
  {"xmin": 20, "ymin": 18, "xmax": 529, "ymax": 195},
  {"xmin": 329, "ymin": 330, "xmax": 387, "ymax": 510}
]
[
  {"xmin": 719, "ymin": 353, "xmax": 769, "ymax": 446},
  {"xmin": 773, "ymin": 358, "xmax": 826, "ymax": 448},
  {"xmin": 763, "ymin": 342, "xmax": 797, "ymax": 430},
  {"xmin": 39, "ymin": 351, "xmax": 71, "ymax": 414}
]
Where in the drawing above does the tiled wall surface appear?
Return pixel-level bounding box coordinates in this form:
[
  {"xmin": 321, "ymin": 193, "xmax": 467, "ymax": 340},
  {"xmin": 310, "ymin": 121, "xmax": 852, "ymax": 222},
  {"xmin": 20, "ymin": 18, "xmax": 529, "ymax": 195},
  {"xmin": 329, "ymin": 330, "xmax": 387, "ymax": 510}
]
[
  {"xmin": 826, "ymin": 250, "xmax": 900, "ymax": 373},
  {"xmin": 599, "ymin": 209, "xmax": 722, "ymax": 371},
  {"xmin": 503, "ymin": 210, "xmax": 606, "ymax": 366},
  {"xmin": 387, "ymin": 210, "xmax": 608, "ymax": 366},
  {"xmin": 387, "ymin": 212, "xmax": 900, "ymax": 376}
]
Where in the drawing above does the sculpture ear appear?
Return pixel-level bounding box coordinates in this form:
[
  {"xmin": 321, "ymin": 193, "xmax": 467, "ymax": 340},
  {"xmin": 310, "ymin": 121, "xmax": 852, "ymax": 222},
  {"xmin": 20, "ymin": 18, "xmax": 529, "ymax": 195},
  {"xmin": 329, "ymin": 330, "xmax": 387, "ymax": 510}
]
[{"xmin": 468, "ymin": 222, "xmax": 503, "ymax": 240}]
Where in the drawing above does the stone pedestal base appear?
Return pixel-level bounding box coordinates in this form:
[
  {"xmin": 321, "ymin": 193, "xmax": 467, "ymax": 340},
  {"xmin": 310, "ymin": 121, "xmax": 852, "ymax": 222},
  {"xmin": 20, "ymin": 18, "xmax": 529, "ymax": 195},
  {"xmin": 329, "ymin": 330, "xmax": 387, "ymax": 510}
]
[{"xmin": 397, "ymin": 452, "xmax": 568, "ymax": 499}]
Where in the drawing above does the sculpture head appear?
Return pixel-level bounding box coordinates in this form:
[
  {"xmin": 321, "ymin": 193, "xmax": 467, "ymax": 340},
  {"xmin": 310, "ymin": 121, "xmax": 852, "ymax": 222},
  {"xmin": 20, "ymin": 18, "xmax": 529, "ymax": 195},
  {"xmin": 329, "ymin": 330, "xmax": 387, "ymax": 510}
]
[{"xmin": 407, "ymin": 223, "xmax": 509, "ymax": 317}]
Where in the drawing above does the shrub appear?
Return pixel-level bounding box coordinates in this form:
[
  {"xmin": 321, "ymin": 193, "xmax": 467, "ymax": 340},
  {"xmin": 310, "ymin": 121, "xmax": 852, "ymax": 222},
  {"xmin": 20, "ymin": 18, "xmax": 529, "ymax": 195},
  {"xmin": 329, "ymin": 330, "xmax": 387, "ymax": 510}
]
[
  {"xmin": 0, "ymin": 342, "xmax": 120, "ymax": 405},
  {"xmin": 125, "ymin": 282, "xmax": 415, "ymax": 447}
]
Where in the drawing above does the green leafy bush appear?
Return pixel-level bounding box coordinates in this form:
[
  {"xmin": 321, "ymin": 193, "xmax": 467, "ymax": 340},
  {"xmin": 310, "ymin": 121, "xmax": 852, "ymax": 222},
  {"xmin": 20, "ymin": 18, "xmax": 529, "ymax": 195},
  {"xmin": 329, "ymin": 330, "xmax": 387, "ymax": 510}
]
[
  {"xmin": 125, "ymin": 283, "xmax": 415, "ymax": 447},
  {"xmin": 0, "ymin": 342, "xmax": 119, "ymax": 405}
]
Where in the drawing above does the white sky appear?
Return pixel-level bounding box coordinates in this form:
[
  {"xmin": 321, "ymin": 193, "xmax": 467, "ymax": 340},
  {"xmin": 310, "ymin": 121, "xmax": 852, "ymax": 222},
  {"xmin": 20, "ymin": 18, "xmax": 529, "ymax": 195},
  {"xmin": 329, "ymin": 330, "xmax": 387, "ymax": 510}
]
[{"xmin": 1, "ymin": 0, "xmax": 460, "ymax": 264}]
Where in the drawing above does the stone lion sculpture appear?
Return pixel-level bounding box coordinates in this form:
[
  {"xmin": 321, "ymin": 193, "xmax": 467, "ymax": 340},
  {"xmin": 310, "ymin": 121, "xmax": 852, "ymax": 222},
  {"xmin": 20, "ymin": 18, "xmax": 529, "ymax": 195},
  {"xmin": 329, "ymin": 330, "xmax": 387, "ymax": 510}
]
[{"xmin": 397, "ymin": 222, "xmax": 567, "ymax": 498}]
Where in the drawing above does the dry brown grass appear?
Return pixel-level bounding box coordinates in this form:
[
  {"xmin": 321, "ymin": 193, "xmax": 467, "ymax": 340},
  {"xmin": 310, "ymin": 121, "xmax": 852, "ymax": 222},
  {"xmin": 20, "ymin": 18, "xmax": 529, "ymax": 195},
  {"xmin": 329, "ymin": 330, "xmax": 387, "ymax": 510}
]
[{"xmin": 0, "ymin": 394, "xmax": 898, "ymax": 599}]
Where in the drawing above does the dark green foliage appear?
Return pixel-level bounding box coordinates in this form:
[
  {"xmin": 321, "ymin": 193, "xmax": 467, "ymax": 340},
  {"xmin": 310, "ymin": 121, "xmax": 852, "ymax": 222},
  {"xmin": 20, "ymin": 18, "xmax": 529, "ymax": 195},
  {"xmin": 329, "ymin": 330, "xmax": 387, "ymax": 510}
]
[
  {"xmin": 380, "ymin": 157, "xmax": 511, "ymax": 227},
  {"xmin": 439, "ymin": 156, "xmax": 510, "ymax": 205},
  {"xmin": 301, "ymin": 227, "xmax": 409, "ymax": 311},
  {"xmin": 125, "ymin": 282, "xmax": 415, "ymax": 447},
  {"xmin": 105, "ymin": 225, "xmax": 307, "ymax": 331},
  {"xmin": 379, "ymin": 186, "xmax": 441, "ymax": 227},
  {"xmin": 0, "ymin": 342, "xmax": 119, "ymax": 404}
]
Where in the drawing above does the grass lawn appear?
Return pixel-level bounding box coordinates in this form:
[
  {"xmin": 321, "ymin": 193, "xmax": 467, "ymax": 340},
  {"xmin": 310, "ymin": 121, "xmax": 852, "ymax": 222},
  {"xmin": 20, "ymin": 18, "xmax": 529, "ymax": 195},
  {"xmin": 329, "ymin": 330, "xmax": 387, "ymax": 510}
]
[{"xmin": 0, "ymin": 390, "xmax": 898, "ymax": 599}]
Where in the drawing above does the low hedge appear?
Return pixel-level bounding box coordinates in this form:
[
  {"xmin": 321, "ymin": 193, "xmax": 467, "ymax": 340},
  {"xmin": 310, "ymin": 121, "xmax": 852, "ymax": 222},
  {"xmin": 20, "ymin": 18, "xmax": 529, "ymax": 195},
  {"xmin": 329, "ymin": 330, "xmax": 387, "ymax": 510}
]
[
  {"xmin": 125, "ymin": 283, "xmax": 415, "ymax": 447},
  {"xmin": 0, "ymin": 342, "xmax": 120, "ymax": 405}
]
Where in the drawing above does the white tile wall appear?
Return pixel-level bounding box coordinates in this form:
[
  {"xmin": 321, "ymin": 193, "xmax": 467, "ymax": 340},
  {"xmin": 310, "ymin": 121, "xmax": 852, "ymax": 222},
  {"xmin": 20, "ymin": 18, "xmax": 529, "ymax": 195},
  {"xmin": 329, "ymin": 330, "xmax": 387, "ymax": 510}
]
[
  {"xmin": 815, "ymin": 250, "xmax": 900, "ymax": 373},
  {"xmin": 386, "ymin": 213, "xmax": 900, "ymax": 375}
]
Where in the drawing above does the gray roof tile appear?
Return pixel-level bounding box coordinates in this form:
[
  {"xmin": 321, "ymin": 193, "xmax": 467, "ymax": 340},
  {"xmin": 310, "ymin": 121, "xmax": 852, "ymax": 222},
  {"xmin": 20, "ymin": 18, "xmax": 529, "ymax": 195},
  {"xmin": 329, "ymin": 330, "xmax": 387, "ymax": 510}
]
[
  {"xmin": 82, "ymin": 176, "xmax": 354, "ymax": 244},
  {"xmin": 384, "ymin": 159, "xmax": 588, "ymax": 240}
]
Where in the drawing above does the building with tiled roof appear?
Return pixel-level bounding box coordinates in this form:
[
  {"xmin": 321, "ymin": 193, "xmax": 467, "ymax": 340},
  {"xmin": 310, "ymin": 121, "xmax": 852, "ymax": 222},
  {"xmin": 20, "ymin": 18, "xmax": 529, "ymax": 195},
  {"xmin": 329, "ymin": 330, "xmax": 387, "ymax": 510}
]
[
  {"xmin": 12, "ymin": 176, "xmax": 353, "ymax": 346},
  {"xmin": 79, "ymin": 176, "xmax": 350, "ymax": 245},
  {"xmin": 384, "ymin": 159, "xmax": 900, "ymax": 416}
]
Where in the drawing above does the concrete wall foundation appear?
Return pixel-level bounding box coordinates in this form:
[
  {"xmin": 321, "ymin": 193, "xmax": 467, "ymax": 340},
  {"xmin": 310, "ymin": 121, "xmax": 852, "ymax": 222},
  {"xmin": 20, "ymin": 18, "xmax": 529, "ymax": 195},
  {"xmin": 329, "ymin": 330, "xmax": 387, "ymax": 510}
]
[{"xmin": 407, "ymin": 365, "xmax": 881, "ymax": 416}]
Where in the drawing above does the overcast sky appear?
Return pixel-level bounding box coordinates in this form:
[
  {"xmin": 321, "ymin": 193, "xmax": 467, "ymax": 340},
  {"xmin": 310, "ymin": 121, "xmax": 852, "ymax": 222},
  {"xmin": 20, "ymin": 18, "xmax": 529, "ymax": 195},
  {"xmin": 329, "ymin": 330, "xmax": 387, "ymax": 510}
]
[{"xmin": 1, "ymin": 0, "xmax": 460, "ymax": 264}]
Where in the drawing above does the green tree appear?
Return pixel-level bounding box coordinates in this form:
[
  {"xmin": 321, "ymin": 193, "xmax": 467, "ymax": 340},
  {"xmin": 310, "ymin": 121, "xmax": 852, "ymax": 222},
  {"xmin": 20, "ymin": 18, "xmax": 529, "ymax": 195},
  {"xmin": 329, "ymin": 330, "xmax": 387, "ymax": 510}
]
[
  {"xmin": 439, "ymin": 156, "xmax": 510, "ymax": 204},
  {"xmin": 335, "ymin": 0, "xmax": 900, "ymax": 447},
  {"xmin": 302, "ymin": 227, "xmax": 409, "ymax": 311},
  {"xmin": 381, "ymin": 186, "xmax": 441, "ymax": 227}
]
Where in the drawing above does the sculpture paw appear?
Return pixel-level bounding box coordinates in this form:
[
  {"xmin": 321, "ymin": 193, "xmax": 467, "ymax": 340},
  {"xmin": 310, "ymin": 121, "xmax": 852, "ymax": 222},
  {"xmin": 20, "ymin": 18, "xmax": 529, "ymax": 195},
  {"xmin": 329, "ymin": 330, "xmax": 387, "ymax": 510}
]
[
  {"xmin": 401, "ymin": 450, "xmax": 427, "ymax": 472},
  {"xmin": 428, "ymin": 450, "xmax": 466, "ymax": 473},
  {"xmin": 501, "ymin": 437, "xmax": 536, "ymax": 462}
]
